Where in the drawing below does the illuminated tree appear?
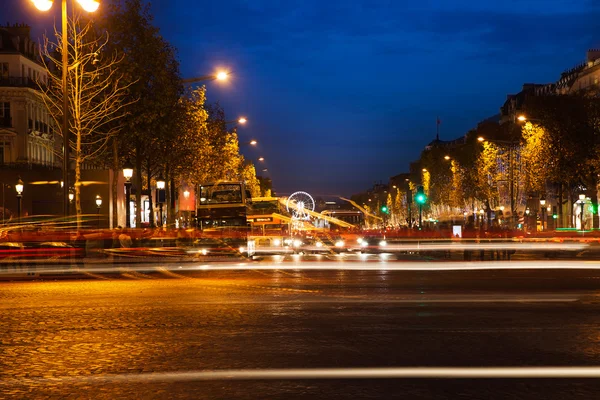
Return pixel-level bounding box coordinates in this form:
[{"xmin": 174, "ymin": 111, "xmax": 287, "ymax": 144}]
[{"xmin": 40, "ymin": 15, "xmax": 134, "ymax": 218}]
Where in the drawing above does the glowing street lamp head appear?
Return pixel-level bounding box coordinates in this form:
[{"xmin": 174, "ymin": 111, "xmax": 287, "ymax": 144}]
[
  {"xmin": 258, "ymin": 157, "xmax": 265, "ymax": 161},
  {"xmin": 422, "ymin": 168, "xmax": 427, "ymax": 172},
  {"xmin": 249, "ymin": 140, "xmax": 257, "ymax": 146},
  {"xmin": 31, "ymin": 0, "xmax": 53, "ymax": 11},
  {"xmin": 95, "ymin": 195, "xmax": 102, "ymax": 207},
  {"xmin": 123, "ymin": 161, "xmax": 134, "ymax": 181},
  {"xmin": 517, "ymin": 115, "xmax": 527, "ymax": 122},
  {"xmin": 76, "ymin": 0, "xmax": 100, "ymax": 12},
  {"xmin": 444, "ymin": 155, "xmax": 450, "ymax": 160},
  {"xmin": 15, "ymin": 177, "xmax": 24, "ymax": 195},
  {"xmin": 156, "ymin": 176, "xmax": 166, "ymax": 190},
  {"xmin": 238, "ymin": 117, "xmax": 247, "ymax": 124},
  {"xmin": 477, "ymin": 136, "xmax": 485, "ymax": 142},
  {"xmin": 216, "ymin": 71, "xmax": 229, "ymax": 81}
]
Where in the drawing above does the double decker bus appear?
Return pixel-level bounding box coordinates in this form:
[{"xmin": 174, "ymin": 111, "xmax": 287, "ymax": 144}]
[{"xmin": 195, "ymin": 182, "xmax": 255, "ymax": 256}]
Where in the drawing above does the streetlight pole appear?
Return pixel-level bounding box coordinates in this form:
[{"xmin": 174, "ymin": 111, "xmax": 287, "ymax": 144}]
[
  {"xmin": 579, "ymin": 194, "xmax": 586, "ymax": 231},
  {"xmin": 61, "ymin": 0, "xmax": 69, "ymax": 218},
  {"xmin": 540, "ymin": 198, "xmax": 546, "ymax": 231},
  {"xmin": 156, "ymin": 175, "xmax": 165, "ymax": 228},
  {"xmin": 182, "ymin": 71, "xmax": 230, "ymax": 85},
  {"xmin": 15, "ymin": 178, "xmax": 24, "ymax": 220},
  {"xmin": 95, "ymin": 195, "xmax": 102, "ymax": 228},
  {"xmin": 123, "ymin": 162, "xmax": 133, "ymax": 228},
  {"xmin": 31, "ymin": 0, "xmax": 100, "ymax": 217}
]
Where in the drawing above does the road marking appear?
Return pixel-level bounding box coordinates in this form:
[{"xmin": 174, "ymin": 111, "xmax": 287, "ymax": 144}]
[
  {"xmin": 7, "ymin": 366, "xmax": 600, "ymax": 385},
  {"xmin": 119, "ymin": 268, "xmax": 155, "ymax": 279},
  {"xmin": 74, "ymin": 269, "xmax": 109, "ymax": 280},
  {"xmin": 155, "ymin": 267, "xmax": 193, "ymax": 280}
]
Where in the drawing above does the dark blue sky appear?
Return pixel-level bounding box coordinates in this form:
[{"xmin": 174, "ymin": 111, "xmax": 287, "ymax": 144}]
[{"xmin": 5, "ymin": 0, "xmax": 600, "ymax": 196}]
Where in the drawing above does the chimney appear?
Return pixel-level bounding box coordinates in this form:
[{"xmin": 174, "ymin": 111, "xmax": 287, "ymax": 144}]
[{"xmin": 587, "ymin": 49, "xmax": 600, "ymax": 64}]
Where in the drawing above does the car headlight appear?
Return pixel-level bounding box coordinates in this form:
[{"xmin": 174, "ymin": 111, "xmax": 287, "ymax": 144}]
[
  {"xmin": 200, "ymin": 249, "xmax": 208, "ymax": 255},
  {"xmin": 273, "ymin": 239, "xmax": 282, "ymax": 246},
  {"xmin": 335, "ymin": 240, "xmax": 345, "ymax": 248},
  {"xmin": 357, "ymin": 238, "xmax": 364, "ymax": 244},
  {"xmin": 316, "ymin": 241, "xmax": 323, "ymax": 248},
  {"xmin": 239, "ymin": 246, "xmax": 246, "ymax": 253},
  {"xmin": 379, "ymin": 240, "xmax": 387, "ymax": 247},
  {"xmin": 293, "ymin": 240, "xmax": 302, "ymax": 247}
]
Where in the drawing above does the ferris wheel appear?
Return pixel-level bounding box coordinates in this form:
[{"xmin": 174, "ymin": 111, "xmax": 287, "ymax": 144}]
[{"xmin": 286, "ymin": 191, "xmax": 315, "ymax": 220}]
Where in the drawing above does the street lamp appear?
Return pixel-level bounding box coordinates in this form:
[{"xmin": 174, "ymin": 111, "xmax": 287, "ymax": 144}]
[
  {"xmin": 444, "ymin": 155, "xmax": 450, "ymax": 160},
  {"xmin": 32, "ymin": 0, "xmax": 100, "ymax": 217},
  {"xmin": 68, "ymin": 190, "xmax": 74, "ymax": 203},
  {"xmin": 579, "ymin": 193, "xmax": 586, "ymax": 230},
  {"xmin": 258, "ymin": 157, "xmax": 265, "ymax": 162},
  {"xmin": 182, "ymin": 70, "xmax": 230, "ymax": 85},
  {"xmin": 15, "ymin": 177, "xmax": 23, "ymax": 220},
  {"xmin": 156, "ymin": 175, "xmax": 165, "ymax": 227},
  {"xmin": 95, "ymin": 194, "xmax": 102, "ymax": 227},
  {"xmin": 540, "ymin": 198, "xmax": 546, "ymax": 231},
  {"xmin": 123, "ymin": 161, "xmax": 133, "ymax": 228}
]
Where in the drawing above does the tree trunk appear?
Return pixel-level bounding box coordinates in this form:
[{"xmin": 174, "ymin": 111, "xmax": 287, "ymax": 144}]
[
  {"xmin": 112, "ymin": 137, "xmax": 119, "ymax": 228},
  {"xmin": 75, "ymin": 133, "xmax": 82, "ymax": 231},
  {"xmin": 75, "ymin": 154, "xmax": 82, "ymax": 231},
  {"xmin": 165, "ymin": 164, "xmax": 173, "ymax": 227},
  {"xmin": 590, "ymin": 176, "xmax": 599, "ymax": 229},
  {"xmin": 135, "ymin": 140, "xmax": 142, "ymax": 229},
  {"xmin": 147, "ymin": 158, "xmax": 154, "ymax": 228},
  {"xmin": 170, "ymin": 176, "xmax": 176, "ymax": 227},
  {"xmin": 558, "ymin": 183, "xmax": 563, "ymax": 229}
]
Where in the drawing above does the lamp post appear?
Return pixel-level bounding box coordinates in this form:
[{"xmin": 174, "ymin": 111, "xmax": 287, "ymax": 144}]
[
  {"xmin": 95, "ymin": 194, "xmax": 102, "ymax": 227},
  {"xmin": 540, "ymin": 198, "xmax": 546, "ymax": 231},
  {"xmin": 123, "ymin": 161, "xmax": 133, "ymax": 228},
  {"xmin": 525, "ymin": 208, "xmax": 530, "ymax": 232},
  {"xmin": 182, "ymin": 71, "xmax": 230, "ymax": 85},
  {"xmin": 579, "ymin": 193, "xmax": 586, "ymax": 230},
  {"xmin": 32, "ymin": 0, "xmax": 100, "ymax": 217},
  {"xmin": 156, "ymin": 175, "xmax": 165, "ymax": 227},
  {"xmin": 15, "ymin": 177, "xmax": 24, "ymax": 220}
]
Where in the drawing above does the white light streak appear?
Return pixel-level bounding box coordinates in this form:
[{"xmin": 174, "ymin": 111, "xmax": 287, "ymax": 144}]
[{"xmin": 7, "ymin": 367, "xmax": 600, "ymax": 385}]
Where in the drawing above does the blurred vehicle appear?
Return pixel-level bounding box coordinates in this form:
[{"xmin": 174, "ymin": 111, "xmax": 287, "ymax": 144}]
[
  {"xmin": 347, "ymin": 236, "xmax": 388, "ymax": 254},
  {"xmin": 196, "ymin": 181, "xmax": 255, "ymax": 257}
]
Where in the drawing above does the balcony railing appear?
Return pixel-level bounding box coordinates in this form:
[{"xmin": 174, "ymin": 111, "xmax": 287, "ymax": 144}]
[{"xmin": 0, "ymin": 77, "xmax": 45, "ymax": 90}]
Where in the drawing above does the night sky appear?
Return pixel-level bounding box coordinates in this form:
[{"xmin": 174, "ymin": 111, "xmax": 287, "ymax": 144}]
[{"xmin": 4, "ymin": 0, "xmax": 600, "ymax": 196}]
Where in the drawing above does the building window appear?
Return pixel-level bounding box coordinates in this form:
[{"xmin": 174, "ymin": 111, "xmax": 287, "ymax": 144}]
[
  {"xmin": 0, "ymin": 63, "xmax": 8, "ymax": 79},
  {"xmin": 0, "ymin": 102, "xmax": 9, "ymax": 118},
  {"xmin": 0, "ymin": 141, "xmax": 11, "ymax": 164}
]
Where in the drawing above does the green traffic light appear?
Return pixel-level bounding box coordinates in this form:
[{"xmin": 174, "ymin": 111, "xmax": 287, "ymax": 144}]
[
  {"xmin": 381, "ymin": 206, "xmax": 389, "ymax": 214},
  {"xmin": 415, "ymin": 193, "xmax": 427, "ymax": 205},
  {"xmin": 552, "ymin": 214, "xmax": 558, "ymax": 219}
]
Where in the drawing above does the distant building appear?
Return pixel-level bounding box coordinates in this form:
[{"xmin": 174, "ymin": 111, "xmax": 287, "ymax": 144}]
[
  {"xmin": 0, "ymin": 23, "xmax": 58, "ymax": 167},
  {"xmin": 566, "ymin": 49, "xmax": 600, "ymax": 93},
  {"xmin": 0, "ymin": 23, "xmax": 117, "ymax": 224}
]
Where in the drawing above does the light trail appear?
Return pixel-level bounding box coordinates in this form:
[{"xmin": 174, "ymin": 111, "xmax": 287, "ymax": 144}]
[
  {"xmin": 6, "ymin": 366, "xmax": 600, "ymax": 386},
  {"xmin": 6, "ymin": 259, "xmax": 600, "ymax": 277}
]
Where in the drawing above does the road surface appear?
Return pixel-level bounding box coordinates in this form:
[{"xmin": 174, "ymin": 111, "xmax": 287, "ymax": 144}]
[{"xmin": 3, "ymin": 262, "xmax": 600, "ymax": 398}]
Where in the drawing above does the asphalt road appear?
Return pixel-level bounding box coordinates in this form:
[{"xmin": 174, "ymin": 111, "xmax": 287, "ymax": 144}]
[{"xmin": 4, "ymin": 261, "xmax": 600, "ymax": 399}]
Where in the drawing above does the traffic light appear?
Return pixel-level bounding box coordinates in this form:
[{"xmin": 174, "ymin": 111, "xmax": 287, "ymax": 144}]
[
  {"xmin": 381, "ymin": 205, "xmax": 389, "ymax": 214},
  {"xmin": 415, "ymin": 185, "xmax": 427, "ymax": 205}
]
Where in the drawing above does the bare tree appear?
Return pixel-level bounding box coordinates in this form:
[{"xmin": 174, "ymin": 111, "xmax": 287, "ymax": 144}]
[{"xmin": 39, "ymin": 15, "xmax": 135, "ymax": 218}]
